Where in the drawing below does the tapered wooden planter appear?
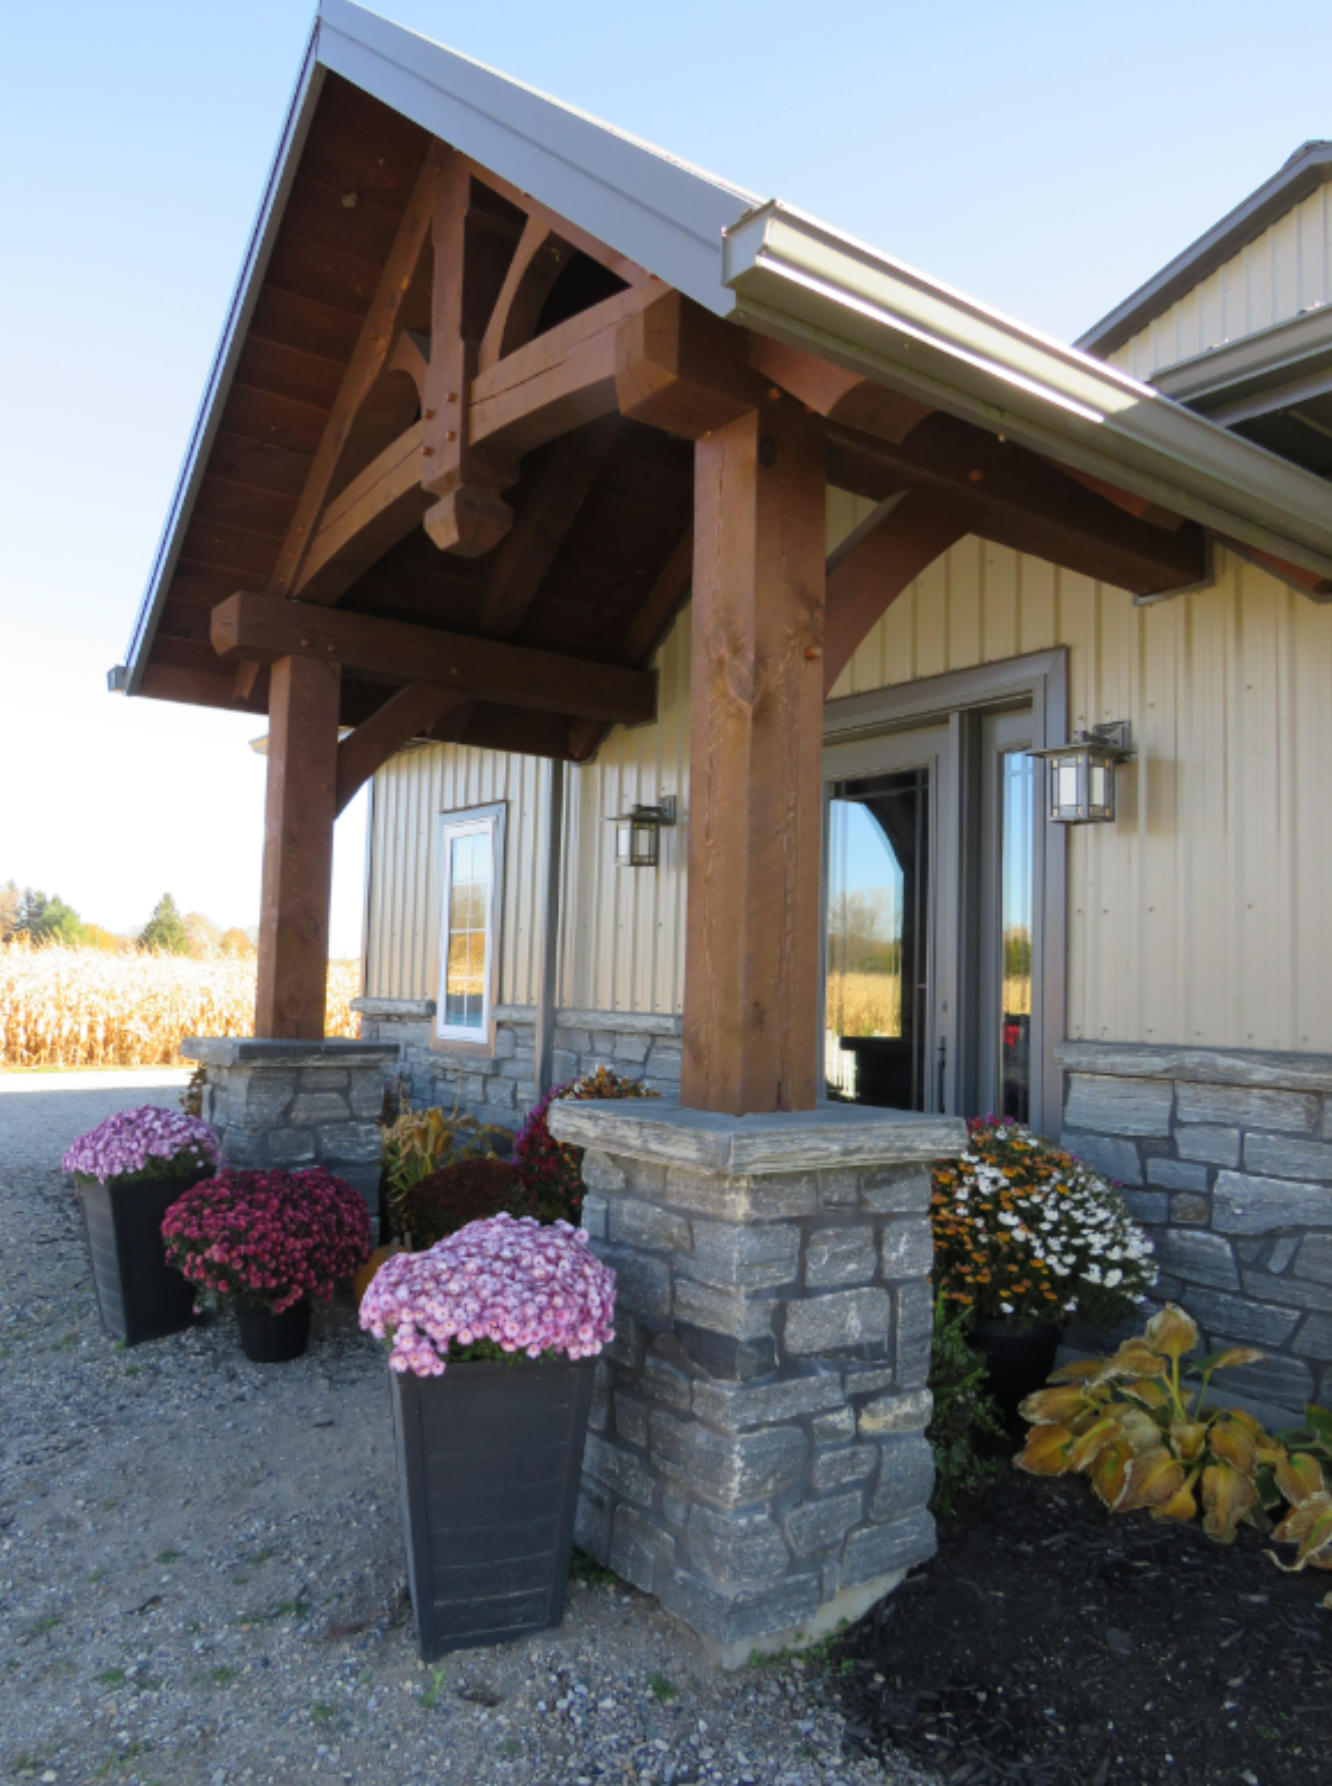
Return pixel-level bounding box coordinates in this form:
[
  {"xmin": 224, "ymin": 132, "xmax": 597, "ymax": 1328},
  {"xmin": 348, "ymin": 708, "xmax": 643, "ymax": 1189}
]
[
  {"xmin": 389, "ymin": 1355, "xmax": 596, "ymax": 1660},
  {"xmin": 77, "ymin": 1170, "xmax": 205, "ymax": 1346}
]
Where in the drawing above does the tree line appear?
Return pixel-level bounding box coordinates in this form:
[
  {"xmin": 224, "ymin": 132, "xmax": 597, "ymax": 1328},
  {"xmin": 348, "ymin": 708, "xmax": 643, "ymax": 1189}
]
[{"xmin": 0, "ymin": 884, "xmax": 255, "ymax": 957}]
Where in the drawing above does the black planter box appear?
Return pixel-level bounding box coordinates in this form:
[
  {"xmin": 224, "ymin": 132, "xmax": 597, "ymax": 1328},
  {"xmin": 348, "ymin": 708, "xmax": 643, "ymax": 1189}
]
[
  {"xmin": 390, "ymin": 1355, "xmax": 596, "ymax": 1659},
  {"xmin": 77, "ymin": 1170, "xmax": 203, "ymax": 1346}
]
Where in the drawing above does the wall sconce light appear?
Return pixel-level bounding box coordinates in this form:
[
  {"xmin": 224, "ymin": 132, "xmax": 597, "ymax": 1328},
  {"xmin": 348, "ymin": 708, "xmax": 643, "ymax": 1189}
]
[
  {"xmin": 608, "ymin": 796, "xmax": 676, "ymax": 868},
  {"xmin": 1032, "ymin": 723, "xmax": 1133, "ymax": 824}
]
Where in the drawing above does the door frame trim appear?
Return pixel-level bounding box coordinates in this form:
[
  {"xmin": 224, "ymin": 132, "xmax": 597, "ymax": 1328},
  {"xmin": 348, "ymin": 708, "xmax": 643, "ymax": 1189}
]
[{"xmin": 823, "ymin": 650, "xmax": 1069, "ymax": 1135}]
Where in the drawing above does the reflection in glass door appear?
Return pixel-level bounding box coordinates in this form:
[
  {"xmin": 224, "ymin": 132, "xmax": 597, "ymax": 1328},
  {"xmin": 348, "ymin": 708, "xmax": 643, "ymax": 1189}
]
[{"xmin": 999, "ymin": 750, "xmax": 1034, "ymax": 1121}]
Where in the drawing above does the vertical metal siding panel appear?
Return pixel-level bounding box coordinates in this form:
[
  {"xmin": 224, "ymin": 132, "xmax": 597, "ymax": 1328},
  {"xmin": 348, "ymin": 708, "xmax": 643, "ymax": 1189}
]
[
  {"xmin": 1018, "ymin": 552, "xmax": 1056, "ymax": 656},
  {"xmin": 914, "ymin": 556, "xmax": 948, "ymax": 679},
  {"xmin": 948, "ymin": 535, "xmax": 983, "ymax": 668},
  {"xmin": 982, "ymin": 542, "xmax": 1019, "ymax": 664}
]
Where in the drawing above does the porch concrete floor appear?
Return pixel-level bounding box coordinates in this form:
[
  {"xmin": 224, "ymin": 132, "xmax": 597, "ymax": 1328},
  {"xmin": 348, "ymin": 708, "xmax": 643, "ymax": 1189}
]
[{"xmin": 0, "ymin": 1077, "xmax": 929, "ymax": 1786}]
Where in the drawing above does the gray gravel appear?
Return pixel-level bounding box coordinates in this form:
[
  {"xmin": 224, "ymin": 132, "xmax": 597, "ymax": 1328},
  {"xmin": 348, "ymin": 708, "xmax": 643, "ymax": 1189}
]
[{"xmin": 0, "ymin": 1074, "xmax": 931, "ymax": 1786}]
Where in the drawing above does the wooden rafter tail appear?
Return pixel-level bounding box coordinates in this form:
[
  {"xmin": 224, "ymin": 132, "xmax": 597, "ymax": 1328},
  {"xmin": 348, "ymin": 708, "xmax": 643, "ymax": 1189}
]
[
  {"xmin": 749, "ymin": 334, "xmax": 934, "ymax": 444},
  {"xmin": 268, "ymin": 146, "xmax": 440, "ymax": 601}
]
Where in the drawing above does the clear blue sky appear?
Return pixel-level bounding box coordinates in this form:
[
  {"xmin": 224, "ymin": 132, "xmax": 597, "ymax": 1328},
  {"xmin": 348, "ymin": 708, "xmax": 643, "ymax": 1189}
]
[{"xmin": 2, "ymin": 0, "xmax": 1327, "ymax": 955}]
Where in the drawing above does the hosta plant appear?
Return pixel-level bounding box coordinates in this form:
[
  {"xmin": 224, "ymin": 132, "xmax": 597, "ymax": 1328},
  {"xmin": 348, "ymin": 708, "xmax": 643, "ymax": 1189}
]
[
  {"xmin": 62, "ymin": 1105, "xmax": 219, "ymax": 1187},
  {"xmin": 514, "ymin": 1066, "xmax": 658, "ymax": 1225},
  {"xmin": 932, "ymin": 1117, "xmax": 1156, "ymax": 1328},
  {"xmin": 1016, "ymin": 1304, "xmax": 1332, "ymax": 1589}
]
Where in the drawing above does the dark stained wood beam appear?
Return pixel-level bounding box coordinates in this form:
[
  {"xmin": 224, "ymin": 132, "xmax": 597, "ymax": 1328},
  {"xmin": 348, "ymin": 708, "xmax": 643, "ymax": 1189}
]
[
  {"xmin": 254, "ymin": 656, "xmax": 340, "ymax": 1039},
  {"xmin": 615, "ymin": 291, "xmax": 766, "ymax": 437},
  {"xmin": 682, "ymin": 408, "xmax": 826, "ymax": 1115},
  {"xmin": 477, "ymin": 217, "xmax": 575, "ymax": 374},
  {"xmin": 210, "ymin": 590, "xmax": 656, "ymax": 725},
  {"xmin": 749, "ymin": 334, "xmax": 934, "ymax": 443},
  {"xmin": 334, "ymin": 683, "xmax": 468, "ymax": 815},
  {"xmin": 294, "ymin": 422, "xmax": 429, "ymax": 604},
  {"xmin": 461, "ymin": 157, "xmax": 650, "ymax": 288}
]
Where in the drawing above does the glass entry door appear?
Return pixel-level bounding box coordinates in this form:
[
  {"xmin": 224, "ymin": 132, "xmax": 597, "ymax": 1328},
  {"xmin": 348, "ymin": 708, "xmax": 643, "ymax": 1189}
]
[{"xmin": 823, "ymin": 725, "xmax": 951, "ymax": 1113}]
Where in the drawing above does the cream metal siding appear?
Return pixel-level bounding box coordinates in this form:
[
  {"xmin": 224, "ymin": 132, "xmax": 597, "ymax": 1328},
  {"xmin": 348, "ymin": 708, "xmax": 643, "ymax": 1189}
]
[
  {"xmin": 1108, "ymin": 185, "xmax": 1332, "ymax": 381},
  {"xmin": 366, "ymin": 491, "xmax": 1332, "ymax": 1053}
]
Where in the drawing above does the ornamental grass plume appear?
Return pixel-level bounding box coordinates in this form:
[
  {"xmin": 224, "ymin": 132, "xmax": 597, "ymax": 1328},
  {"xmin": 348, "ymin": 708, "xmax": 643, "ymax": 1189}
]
[
  {"xmin": 931, "ymin": 1116, "xmax": 1156, "ymax": 1329},
  {"xmin": 161, "ymin": 1167, "xmax": 371, "ymax": 1313},
  {"xmin": 359, "ymin": 1213, "xmax": 617, "ymax": 1377},
  {"xmin": 62, "ymin": 1105, "xmax": 219, "ymax": 1186}
]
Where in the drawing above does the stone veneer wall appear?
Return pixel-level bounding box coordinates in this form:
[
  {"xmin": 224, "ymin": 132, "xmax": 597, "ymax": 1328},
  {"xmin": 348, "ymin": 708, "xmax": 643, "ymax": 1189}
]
[
  {"xmin": 1057, "ymin": 1042, "xmax": 1332, "ymax": 1426},
  {"xmin": 351, "ymin": 998, "xmax": 683, "ymax": 1131},
  {"xmin": 546, "ymin": 1100, "xmax": 966, "ymax": 1665}
]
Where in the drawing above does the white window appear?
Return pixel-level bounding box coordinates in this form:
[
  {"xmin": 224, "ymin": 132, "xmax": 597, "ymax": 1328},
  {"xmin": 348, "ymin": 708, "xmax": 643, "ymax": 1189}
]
[{"xmin": 435, "ymin": 805, "xmax": 506, "ymax": 1044}]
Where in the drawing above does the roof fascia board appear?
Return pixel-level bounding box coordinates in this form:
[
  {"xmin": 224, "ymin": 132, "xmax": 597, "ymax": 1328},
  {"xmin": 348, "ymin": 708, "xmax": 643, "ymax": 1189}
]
[
  {"xmin": 121, "ymin": 29, "xmax": 327, "ymax": 694},
  {"xmin": 317, "ymin": 0, "xmax": 755, "ymax": 317},
  {"xmin": 723, "ymin": 203, "xmax": 1332, "ymax": 583},
  {"xmin": 1151, "ymin": 303, "xmax": 1332, "ymax": 408},
  {"xmin": 1078, "ymin": 142, "xmax": 1332, "ymax": 360}
]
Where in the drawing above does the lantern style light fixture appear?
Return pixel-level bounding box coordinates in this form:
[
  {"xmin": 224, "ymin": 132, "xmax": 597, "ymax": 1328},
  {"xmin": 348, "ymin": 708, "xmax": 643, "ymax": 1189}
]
[
  {"xmin": 607, "ymin": 796, "xmax": 677, "ymax": 867},
  {"xmin": 1031, "ymin": 723, "xmax": 1133, "ymax": 824}
]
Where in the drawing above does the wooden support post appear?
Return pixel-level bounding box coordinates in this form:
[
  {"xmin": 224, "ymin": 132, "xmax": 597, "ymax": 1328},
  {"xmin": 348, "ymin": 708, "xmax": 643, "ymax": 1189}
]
[
  {"xmin": 533, "ymin": 759, "xmax": 565, "ymax": 1098},
  {"xmin": 682, "ymin": 409, "xmax": 826, "ymax": 1115},
  {"xmin": 254, "ymin": 656, "xmax": 341, "ymax": 1039}
]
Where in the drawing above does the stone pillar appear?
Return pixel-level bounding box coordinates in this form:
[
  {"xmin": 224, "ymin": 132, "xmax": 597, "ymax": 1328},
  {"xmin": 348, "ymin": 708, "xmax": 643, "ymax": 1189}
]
[
  {"xmin": 547, "ymin": 1099, "xmax": 965, "ymax": 1665},
  {"xmin": 181, "ymin": 1038, "xmax": 400, "ymax": 1208}
]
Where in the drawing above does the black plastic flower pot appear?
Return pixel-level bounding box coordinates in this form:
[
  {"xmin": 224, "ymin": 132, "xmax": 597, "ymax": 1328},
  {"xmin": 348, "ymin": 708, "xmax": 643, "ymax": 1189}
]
[
  {"xmin": 77, "ymin": 1169, "xmax": 206, "ymax": 1347},
  {"xmin": 390, "ymin": 1355, "xmax": 596, "ymax": 1660},
  {"xmin": 235, "ymin": 1299, "xmax": 312, "ymax": 1364},
  {"xmin": 971, "ymin": 1315, "xmax": 1062, "ymax": 1415}
]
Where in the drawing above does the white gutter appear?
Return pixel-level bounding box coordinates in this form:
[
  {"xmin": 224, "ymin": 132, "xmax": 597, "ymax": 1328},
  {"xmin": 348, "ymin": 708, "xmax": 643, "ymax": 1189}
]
[{"xmin": 722, "ymin": 202, "xmax": 1332, "ymax": 583}]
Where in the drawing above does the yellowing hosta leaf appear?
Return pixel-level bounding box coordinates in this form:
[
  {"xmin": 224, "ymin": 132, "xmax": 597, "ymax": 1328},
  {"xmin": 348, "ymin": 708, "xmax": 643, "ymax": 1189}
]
[
  {"xmin": 1170, "ymin": 1419, "xmax": 1208, "ymax": 1461},
  {"xmin": 1145, "ymin": 1304, "xmax": 1200, "ymax": 1361},
  {"xmin": 1272, "ymin": 1492, "xmax": 1332, "ymax": 1569},
  {"xmin": 1117, "ymin": 1446, "xmax": 1187, "ymax": 1514},
  {"xmin": 1275, "ymin": 1451, "xmax": 1327, "ymax": 1507},
  {"xmin": 1201, "ymin": 1461, "xmax": 1259, "ymax": 1543},
  {"xmin": 1152, "ymin": 1474, "xmax": 1199, "ymax": 1523},
  {"xmin": 1117, "ymin": 1406, "xmax": 1166, "ymax": 1454},
  {"xmin": 1199, "ymin": 1347, "xmax": 1266, "ymax": 1373},
  {"xmin": 1105, "ymin": 1340, "xmax": 1170, "ymax": 1381},
  {"xmin": 1089, "ymin": 1440, "xmax": 1133, "ymax": 1509},
  {"xmin": 1125, "ymin": 1378, "xmax": 1170, "ymax": 1410},
  {"xmin": 1048, "ymin": 1358, "xmax": 1106, "ymax": 1384},
  {"xmin": 1209, "ymin": 1419, "xmax": 1258, "ymax": 1476},
  {"xmin": 1019, "ymin": 1385, "xmax": 1095, "ymax": 1426},
  {"xmin": 1068, "ymin": 1418, "xmax": 1124, "ymax": 1473},
  {"xmin": 1016, "ymin": 1424, "xmax": 1075, "ymax": 1476}
]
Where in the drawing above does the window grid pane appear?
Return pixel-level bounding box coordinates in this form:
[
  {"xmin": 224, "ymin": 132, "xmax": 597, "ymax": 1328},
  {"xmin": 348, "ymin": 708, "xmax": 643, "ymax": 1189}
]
[{"xmin": 443, "ymin": 829, "xmax": 492, "ymax": 1031}]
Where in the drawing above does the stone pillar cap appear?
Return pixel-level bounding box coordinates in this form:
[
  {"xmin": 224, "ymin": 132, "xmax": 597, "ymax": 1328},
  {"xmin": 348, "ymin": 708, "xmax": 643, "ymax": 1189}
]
[{"xmin": 180, "ymin": 1037, "xmax": 400, "ymax": 1067}]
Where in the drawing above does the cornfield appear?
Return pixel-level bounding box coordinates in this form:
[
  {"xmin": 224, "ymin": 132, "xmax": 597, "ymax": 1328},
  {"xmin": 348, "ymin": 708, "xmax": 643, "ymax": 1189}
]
[
  {"xmin": 0, "ymin": 940, "xmax": 359, "ymax": 1068},
  {"xmin": 827, "ymin": 970, "xmax": 1032, "ymax": 1040}
]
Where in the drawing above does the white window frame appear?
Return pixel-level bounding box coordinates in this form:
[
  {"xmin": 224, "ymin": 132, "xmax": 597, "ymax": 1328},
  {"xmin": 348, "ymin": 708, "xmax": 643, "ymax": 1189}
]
[{"xmin": 434, "ymin": 803, "xmax": 507, "ymax": 1048}]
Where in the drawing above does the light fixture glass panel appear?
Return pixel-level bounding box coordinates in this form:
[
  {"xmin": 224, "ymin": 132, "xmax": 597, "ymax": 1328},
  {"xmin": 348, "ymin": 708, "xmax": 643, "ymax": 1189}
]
[{"xmin": 1056, "ymin": 761, "xmax": 1080, "ymax": 814}]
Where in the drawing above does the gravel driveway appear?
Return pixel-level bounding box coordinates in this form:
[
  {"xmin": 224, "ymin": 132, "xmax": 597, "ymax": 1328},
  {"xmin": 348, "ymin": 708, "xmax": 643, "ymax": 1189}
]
[{"xmin": 0, "ymin": 1073, "xmax": 928, "ymax": 1786}]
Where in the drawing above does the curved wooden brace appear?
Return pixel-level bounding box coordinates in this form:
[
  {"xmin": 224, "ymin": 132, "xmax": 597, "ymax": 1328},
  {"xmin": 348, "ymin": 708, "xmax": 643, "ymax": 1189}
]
[
  {"xmin": 335, "ymin": 683, "xmax": 468, "ymax": 816},
  {"xmin": 477, "ymin": 217, "xmax": 575, "ymax": 374},
  {"xmin": 294, "ymin": 422, "xmax": 429, "ymax": 606}
]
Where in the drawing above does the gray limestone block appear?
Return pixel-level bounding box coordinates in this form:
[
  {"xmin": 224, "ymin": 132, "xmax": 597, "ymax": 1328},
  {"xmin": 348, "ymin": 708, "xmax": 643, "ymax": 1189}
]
[
  {"xmin": 1122, "ymin": 1190, "xmax": 1170, "ymax": 1224},
  {"xmin": 603, "ymin": 1032, "xmax": 651, "ymax": 1065},
  {"xmin": 626, "ymin": 1161, "xmax": 669, "ymax": 1199},
  {"xmin": 784, "ymin": 1489, "xmax": 863, "ymax": 1559},
  {"xmin": 494, "ymin": 1027, "xmax": 518, "ymax": 1059},
  {"xmin": 1061, "ymin": 1131, "xmax": 1143, "ymax": 1186},
  {"xmin": 589, "ymin": 1362, "xmax": 610, "ymax": 1434},
  {"xmin": 289, "ymin": 1091, "xmax": 351, "ymax": 1127},
  {"xmin": 580, "ymin": 1192, "xmax": 609, "ymax": 1242},
  {"xmin": 336, "ymin": 1163, "xmax": 381, "ymax": 1208},
  {"xmin": 552, "ymin": 1051, "xmax": 580, "ymax": 1083},
  {"xmin": 811, "ymin": 1406, "xmax": 857, "ymax": 1446},
  {"xmin": 1245, "ymin": 1132, "xmax": 1332, "ymax": 1182},
  {"xmin": 1064, "ymin": 1074, "xmax": 1173, "ymax": 1137},
  {"xmin": 674, "ymin": 1278, "xmax": 775, "ymax": 1341},
  {"xmin": 1176, "ymin": 1126, "xmax": 1241, "ymax": 1167},
  {"xmin": 663, "ymin": 1167, "xmax": 819, "ymax": 1224},
  {"xmin": 894, "ymin": 1282, "xmax": 934, "ymax": 1388},
  {"xmin": 295, "ymin": 1066, "xmax": 350, "ymax": 1093},
  {"xmin": 841, "ymin": 1509, "xmax": 937, "ymax": 1589},
  {"xmin": 1184, "ymin": 1286, "xmax": 1300, "ymax": 1347},
  {"xmin": 649, "ymin": 1412, "xmax": 807, "ymax": 1508},
  {"xmin": 316, "ymin": 1121, "xmax": 383, "ymax": 1164},
  {"xmin": 554, "ymin": 1028, "xmax": 593, "ymax": 1055},
  {"xmin": 1242, "ymin": 1269, "xmax": 1332, "ymax": 1314},
  {"xmin": 268, "ymin": 1128, "xmax": 316, "ymax": 1166},
  {"xmin": 1177, "ymin": 1084, "xmax": 1318, "ymax": 1133},
  {"xmin": 582, "ymin": 1434, "xmax": 655, "ymax": 1510},
  {"xmin": 820, "ymin": 1169, "xmax": 859, "ymax": 1208},
  {"xmin": 642, "ymin": 1337, "xmax": 694, "ymax": 1411},
  {"xmin": 676, "ymin": 1324, "xmax": 778, "ymax": 1383},
  {"xmin": 784, "ymin": 1288, "xmax": 891, "ymax": 1358},
  {"xmin": 659, "ymin": 1568, "xmax": 820, "ymax": 1648},
  {"xmin": 1267, "ymin": 1236, "xmax": 1301, "ymax": 1272},
  {"xmin": 574, "ymin": 1480, "xmax": 612, "ymax": 1563},
  {"xmin": 869, "ymin": 1435, "xmax": 935, "ymax": 1521},
  {"xmin": 218, "ymin": 1127, "xmax": 264, "ymax": 1166},
  {"xmin": 610, "ymin": 1506, "xmax": 677, "ymax": 1596},
  {"xmin": 228, "ymin": 1071, "xmax": 298, "ymax": 1130},
  {"xmin": 481, "ymin": 1076, "xmax": 517, "ymax": 1108},
  {"xmin": 880, "ymin": 1218, "xmax": 934, "ymax": 1282},
  {"xmin": 859, "ymin": 1167, "xmax": 931, "ymax": 1215},
  {"xmin": 1296, "ymin": 1234, "xmax": 1332, "ymax": 1283},
  {"xmin": 457, "ymin": 1073, "xmax": 491, "ymax": 1101},
  {"xmin": 596, "ymin": 1243, "xmax": 673, "ymax": 1323},
  {"xmin": 1170, "ymin": 1193, "xmax": 1211, "ymax": 1225},
  {"xmin": 842, "ymin": 1364, "xmax": 896, "ymax": 1398},
  {"xmin": 609, "ymin": 1198, "xmax": 692, "ymax": 1254},
  {"xmin": 689, "ymin": 1220, "xmax": 801, "ymax": 1291},
  {"xmin": 1213, "ymin": 1172, "xmax": 1330, "ymax": 1235},
  {"xmin": 691, "ymin": 1375, "xmax": 845, "ymax": 1431},
  {"xmin": 349, "ymin": 1074, "xmax": 389, "ymax": 1120},
  {"xmin": 1293, "ymin": 1310, "xmax": 1332, "ymax": 1359},
  {"xmin": 606, "ymin": 1316, "xmax": 644, "ymax": 1370},
  {"xmin": 614, "ymin": 1392, "xmax": 650, "ymax": 1449},
  {"xmin": 822, "ymin": 1558, "xmax": 842, "ymax": 1602},
  {"xmin": 812, "ymin": 1447, "xmax": 877, "ymax": 1493},
  {"xmin": 498, "ymin": 1055, "xmax": 536, "ymax": 1080},
  {"xmin": 857, "ymin": 1388, "xmax": 934, "ymax": 1437},
  {"xmin": 1146, "ymin": 1157, "xmax": 1209, "ymax": 1192},
  {"xmin": 662, "ymin": 1489, "xmax": 690, "ymax": 1530},
  {"xmin": 1202, "ymin": 1347, "xmax": 1315, "ymax": 1415},
  {"xmin": 1153, "ymin": 1229, "xmax": 1240, "ymax": 1291},
  {"xmin": 646, "ymin": 1040, "xmax": 684, "ymax": 1070},
  {"xmin": 582, "ymin": 1150, "xmax": 628, "ymax": 1194},
  {"xmin": 804, "ymin": 1226, "xmax": 878, "ymax": 1289},
  {"xmin": 686, "ymin": 1505, "xmax": 791, "ymax": 1588}
]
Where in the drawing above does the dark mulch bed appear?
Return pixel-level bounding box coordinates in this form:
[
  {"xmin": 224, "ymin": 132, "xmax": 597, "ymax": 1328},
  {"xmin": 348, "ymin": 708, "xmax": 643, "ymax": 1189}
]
[{"xmin": 832, "ymin": 1445, "xmax": 1330, "ymax": 1786}]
